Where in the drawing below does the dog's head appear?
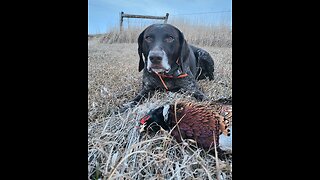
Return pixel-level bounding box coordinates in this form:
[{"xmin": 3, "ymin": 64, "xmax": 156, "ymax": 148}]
[{"xmin": 138, "ymin": 24, "xmax": 190, "ymax": 74}]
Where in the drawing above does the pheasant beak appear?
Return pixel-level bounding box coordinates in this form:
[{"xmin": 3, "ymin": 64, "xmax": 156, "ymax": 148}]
[
  {"xmin": 139, "ymin": 115, "xmax": 150, "ymax": 133},
  {"xmin": 139, "ymin": 124, "xmax": 146, "ymax": 133}
]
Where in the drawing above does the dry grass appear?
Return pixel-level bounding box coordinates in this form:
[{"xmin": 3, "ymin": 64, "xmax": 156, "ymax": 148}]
[
  {"xmin": 88, "ymin": 28, "xmax": 232, "ymax": 179},
  {"xmin": 97, "ymin": 20, "xmax": 231, "ymax": 47}
]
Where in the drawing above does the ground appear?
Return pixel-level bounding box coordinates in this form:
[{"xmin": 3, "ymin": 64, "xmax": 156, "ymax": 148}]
[{"xmin": 88, "ymin": 38, "xmax": 232, "ymax": 179}]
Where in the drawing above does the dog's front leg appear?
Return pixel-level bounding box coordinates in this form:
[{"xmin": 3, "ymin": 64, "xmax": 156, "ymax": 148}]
[
  {"xmin": 185, "ymin": 87, "xmax": 208, "ymax": 101},
  {"xmin": 132, "ymin": 87, "xmax": 154, "ymax": 104},
  {"xmin": 192, "ymin": 89, "xmax": 208, "ymax": 101},
  {"xmin": 120, "ymin": 87, "xmax": 154, "ymax": 112},
  {"xmin": 180, "ymin": 80, "xmax": 208, "ymax": 101}
]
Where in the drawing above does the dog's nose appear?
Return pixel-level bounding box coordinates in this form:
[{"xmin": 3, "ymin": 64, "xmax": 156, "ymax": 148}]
[{"xmin": 149, "ymin": 50, "xmax": 163, "ymax": 63}]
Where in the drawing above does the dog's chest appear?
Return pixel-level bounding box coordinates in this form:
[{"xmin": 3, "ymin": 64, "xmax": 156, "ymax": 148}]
[
  {"xmin": 158, "ymin": 78, "xmax": 176, "ymax": 90},
  {"xmin": 144, "ymin": 75, "xmax": 184, "ymax": 91}
]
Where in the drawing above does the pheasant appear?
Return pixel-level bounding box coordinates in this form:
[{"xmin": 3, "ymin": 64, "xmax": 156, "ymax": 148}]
[{"xmin": 139, "ymin": 100, "xmax": 232, "ymax": 151}]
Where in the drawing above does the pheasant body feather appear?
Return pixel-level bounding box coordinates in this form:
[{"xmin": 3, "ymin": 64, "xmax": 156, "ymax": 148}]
[{"xmin": 140, "ymin": 100, "xmax": 232, "ymax": 151}]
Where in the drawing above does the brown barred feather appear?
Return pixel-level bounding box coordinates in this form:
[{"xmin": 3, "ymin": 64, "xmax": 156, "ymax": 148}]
[
  {"xmin": 140, "ymin": 100, "xmax": 232, "ymax": 151},
  {"xmin": 170, "ymin": 102, "xmax": 229, "ymax": 149}
]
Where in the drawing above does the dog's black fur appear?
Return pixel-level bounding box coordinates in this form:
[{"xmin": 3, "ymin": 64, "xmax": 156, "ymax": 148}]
[
  {"xmin": 123, "ymin": 24, "xmax": 215, "ymax": 109},
  {"xmin": 190, "ymin": 45, "xmax": 215, "ymax": 81}
]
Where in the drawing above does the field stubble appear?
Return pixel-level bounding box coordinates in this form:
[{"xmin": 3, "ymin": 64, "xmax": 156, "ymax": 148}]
[{"xmin": 88, "ymin": 39, "xmax": 232, "ymax": 179}]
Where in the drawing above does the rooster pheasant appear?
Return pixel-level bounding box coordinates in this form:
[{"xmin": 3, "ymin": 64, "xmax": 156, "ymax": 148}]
[{"xmin": 139, "ymin": 100, "xmax": 232, "ymax": 151}]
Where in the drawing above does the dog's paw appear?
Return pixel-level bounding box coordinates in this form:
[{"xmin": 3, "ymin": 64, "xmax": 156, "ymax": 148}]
[
  {"xmin": 196, "ymin": 93, "xmax": 209, "ymax": 102},
  {"xmin": 215, "ymin": 97, "xmax": 232, "ymax": 105}
]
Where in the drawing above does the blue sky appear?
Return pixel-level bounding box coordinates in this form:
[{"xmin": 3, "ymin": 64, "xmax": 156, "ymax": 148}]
[{"xmin": 88, "ymin": 0, "xmax": 232, "ymax": 34}]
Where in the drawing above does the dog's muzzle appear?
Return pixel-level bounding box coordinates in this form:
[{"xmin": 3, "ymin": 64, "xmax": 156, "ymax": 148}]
[{"xmin": 147, "ymin": 50, "xmax": 171, "ymax": 73}]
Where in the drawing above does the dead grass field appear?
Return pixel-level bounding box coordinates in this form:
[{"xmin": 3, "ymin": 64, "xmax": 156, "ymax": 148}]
[
  {"xmin": 98, "ymin": 21, "xmax": 231, "ymax": 48},
  {"xmin": 88, "ymin": 33, "xmax": 232, "ymax": 179}
]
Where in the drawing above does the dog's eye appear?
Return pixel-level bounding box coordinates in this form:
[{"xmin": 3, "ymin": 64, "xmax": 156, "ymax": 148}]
[
  {"xmin": 164, "ymin": 36, "xmax": 174, "ymax": 43},
  {"xmin": 145, "ymin": 36, "xmax": 153, "ymax": 43}
]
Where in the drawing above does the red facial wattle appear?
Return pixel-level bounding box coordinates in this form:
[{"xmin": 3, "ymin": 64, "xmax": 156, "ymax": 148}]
[{"xmin": 140, "ymin": 115, "xmax": 150, "ymax": 124}]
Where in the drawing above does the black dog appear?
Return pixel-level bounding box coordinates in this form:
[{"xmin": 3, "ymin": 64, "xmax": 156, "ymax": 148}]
[
  {"xmin": 124, "ymin": 24, "xmax": 214, "ymax": 108},
  {"xmin": 190, "ymin": 45, "xmax": 215, "ymax": 81}
]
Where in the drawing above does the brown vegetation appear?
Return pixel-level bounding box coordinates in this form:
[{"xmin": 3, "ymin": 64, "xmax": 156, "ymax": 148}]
[
  {"xmin": 88, "ymin": 22, "xmax": 232, "ymax": 179},
  {"xmin": 98, "ymin": 20, "xmax": 231, "ymax": 47}
]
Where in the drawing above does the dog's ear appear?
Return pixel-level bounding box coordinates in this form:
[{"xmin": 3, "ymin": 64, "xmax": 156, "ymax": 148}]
[
  {"xmin": 178, "ymin": 30, "xmax": 190, "ymax": 73},
  {"xmin": 138, "ymin": 30, "xmax": 145, "ymax": 72}
]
